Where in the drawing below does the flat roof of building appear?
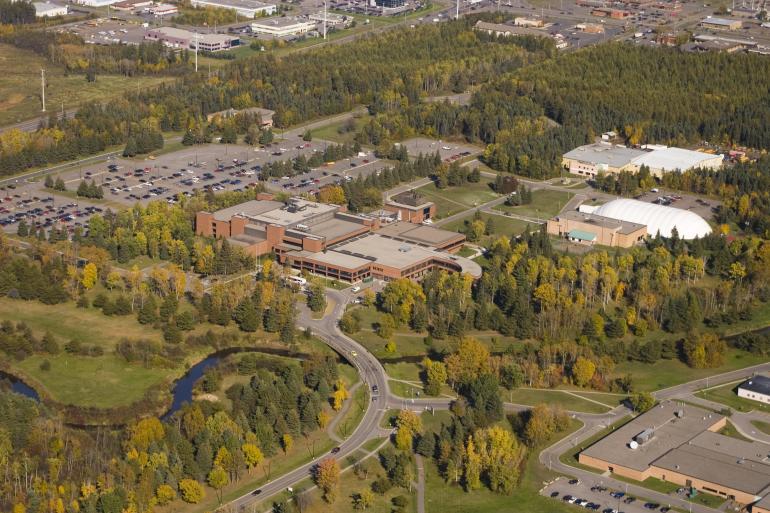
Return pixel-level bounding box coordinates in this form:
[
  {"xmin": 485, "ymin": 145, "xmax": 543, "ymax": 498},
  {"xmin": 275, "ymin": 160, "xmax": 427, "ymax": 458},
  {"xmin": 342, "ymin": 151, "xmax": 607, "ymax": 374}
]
[
  {"xmin": 289, "ymin": 249, "xmax": 372, "ymax": 270},
  {"xmin": 702, "ymin": 16, "xmax": 739, "ymax": 25},
  {"xmin": 212, "ymin": 199, "xmax": 285, "ymax": 222},
  {"xmin": 332, "ymin": 233, "xmax": 481, "ymax": 277},
  {"xmin": 563, "ymin": 143, "xmax": 647, "ymax": 169},
  {"xmin": 631, "ymin": 147, "xmax": 721, "ymax": 172},
  {"xmin": 581, "ymin": 401, "xmax": 724, "ymax": 472},
  {"xmin": 740, "ymin": 375, "xmax": 770, "ymax": 396},
  {"xmin": 376, "ymin": 221, "xmax": 464, "ymax": 246},
  {"xmin": 252, "ymin": 16, "xmax": 315, "ymax": 27},
  {"xmin": 556, "ymin": 209, "xmax": 646, "ymax": 235},
  {"xmin": 654, "ymin": 443, "xmax": 770, "ymax": 496},
  {"xmin": 390, "ymin": 191, "xmax": 432, "ymax": 208},
  {"xmin": 302, "ymin": 217, "xmax": 365, "ymax": 241},
  {"xmin": 195, "ymin": 0, "xmax": 275, "ymax": 8}
]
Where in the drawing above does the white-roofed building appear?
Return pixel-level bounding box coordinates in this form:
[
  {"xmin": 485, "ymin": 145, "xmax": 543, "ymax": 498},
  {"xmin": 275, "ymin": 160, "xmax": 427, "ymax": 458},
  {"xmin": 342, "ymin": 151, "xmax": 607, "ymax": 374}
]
[
  {"xmin": 630, "ymin": 147, "xmax": 724, "ymax": 177},
  {"xmin": 34, "ymin": 1, "xmax": 67, "ymax": 16},
  {"xmin": 579, "ymin": 198, "xmax": 712, "ymax": 239}
]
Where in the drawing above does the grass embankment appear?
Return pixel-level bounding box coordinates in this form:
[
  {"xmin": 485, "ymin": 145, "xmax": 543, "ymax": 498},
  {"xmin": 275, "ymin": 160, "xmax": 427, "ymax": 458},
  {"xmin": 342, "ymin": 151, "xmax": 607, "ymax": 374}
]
[
  {"xmin": 441, "ymin": 212, "xmax": 534, "ymax": 242},
  {"xmin": 751, "ymin": 420, "xmax": 770, "ymax": 435},
  {"xmin": 0, "ymin": 43, "xmax": 169, "ymax": 126}
]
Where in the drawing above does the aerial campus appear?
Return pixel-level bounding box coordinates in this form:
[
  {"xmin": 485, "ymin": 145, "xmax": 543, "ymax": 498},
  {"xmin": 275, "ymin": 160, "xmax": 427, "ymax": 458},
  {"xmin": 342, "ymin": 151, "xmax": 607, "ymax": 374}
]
[{"xmin": 5, "ymin": 0, "xmax": 770, "ymax": 512}]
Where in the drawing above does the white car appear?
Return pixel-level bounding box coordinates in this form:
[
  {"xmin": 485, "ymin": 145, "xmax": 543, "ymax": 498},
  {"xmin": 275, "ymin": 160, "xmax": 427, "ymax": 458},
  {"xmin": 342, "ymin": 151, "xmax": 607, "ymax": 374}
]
[{"xmin": 351, "ymin": 286, "xmax": 361, "ymax": 293}]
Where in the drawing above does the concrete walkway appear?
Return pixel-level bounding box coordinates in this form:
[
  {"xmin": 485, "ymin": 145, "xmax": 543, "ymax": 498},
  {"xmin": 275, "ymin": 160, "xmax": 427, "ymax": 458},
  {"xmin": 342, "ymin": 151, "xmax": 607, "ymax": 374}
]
[{"xmin": 415, "ymin": 454, "xmax": 426, "ymax": 513}]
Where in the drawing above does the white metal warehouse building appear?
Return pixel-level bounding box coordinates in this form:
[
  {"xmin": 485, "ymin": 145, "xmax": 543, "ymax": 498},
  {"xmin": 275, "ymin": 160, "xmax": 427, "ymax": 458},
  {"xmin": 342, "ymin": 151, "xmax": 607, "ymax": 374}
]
[{"xmin": 579, "ymin": 199, "xmax": 713, "ymax": 239}]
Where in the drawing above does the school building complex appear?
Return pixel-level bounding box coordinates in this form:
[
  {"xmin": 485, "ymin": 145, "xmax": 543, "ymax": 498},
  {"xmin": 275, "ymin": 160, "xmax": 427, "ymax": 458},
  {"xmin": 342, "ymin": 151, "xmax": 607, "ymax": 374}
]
[
  {"xmin": 578, "ymin": 401, "xmax": 770, "ymax": 509},
  {"xmin": 195, "ymin": 195, "xmax": 480, "ymax": 282}
]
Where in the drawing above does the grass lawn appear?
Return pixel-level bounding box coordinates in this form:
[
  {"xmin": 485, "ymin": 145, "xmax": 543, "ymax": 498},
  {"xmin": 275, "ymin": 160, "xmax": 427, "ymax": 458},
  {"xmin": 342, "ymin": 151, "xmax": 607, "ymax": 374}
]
[
  {"xmin": 751, "ymin": 420, "xmax": 770, "ymax": 435},
  {"xmin": 335, "ymin": 384, "xmax": 370, "ymax": 440},
  {"xmin": 614, "ymin": 349, "xmax": 768, "ymax": 393},
  {"xmin": 570, "ymin": 391, "xmax": 628, "ymax": 408},
  {"xmin": 503, "ymin": 388, "xmax": 612, "ymax": 414},
  {"xmin": 457, "ymin": 246, "xmax": 477, "ymax": 257},
  {"xmin": 441, "ymin": 212, "xmax": 534, "ymax": 244},
  {"xmin": 0, "ymin": 43, "xmax": 170, "ymax": 126},
  {"xmin": 16, "ymin": 353, "xmax": 171, "ymax": 408},
  {"xmin": 424, "ymin": 419, "xmax": 582, "ymax": 513},
  {"xmin": 0, "ymin": 297, "xmax": 162, "ymax": 349},
  {"xmin": 493, "ymin": 189, "xmax": 575, "ymax": 220},
  {"xmin": 310, "ymin": 115, "xmax": 370, "ymax": 144},
  {"xmin": 384, "ymin": 362, "xmax": 422, "ymax": 381},
  {"xmin": 696, "ymin": 381, "xmax": 770, "ymax": 413},
  {"xmin": 717, "ymin": 421, "xmax": 751, "ymax": 442},
  {"xmin": 416, "ymin": 180, "xmax": 498, "ymax": 218}
]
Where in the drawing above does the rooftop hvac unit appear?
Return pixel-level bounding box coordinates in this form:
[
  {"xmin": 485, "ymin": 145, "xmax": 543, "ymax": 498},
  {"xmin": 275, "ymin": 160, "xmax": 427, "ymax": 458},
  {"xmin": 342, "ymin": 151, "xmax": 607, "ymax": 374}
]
[
  {"xmin": 634, "ymin": 429, "xmax": 654, "ymax": 445},
  {"xmin": 675, "ymin": 410, "xmax": 685, "ymax": 418},
  {"xmin": 629, "ymin": 440, "xmax": 639, "ymax": 450}
]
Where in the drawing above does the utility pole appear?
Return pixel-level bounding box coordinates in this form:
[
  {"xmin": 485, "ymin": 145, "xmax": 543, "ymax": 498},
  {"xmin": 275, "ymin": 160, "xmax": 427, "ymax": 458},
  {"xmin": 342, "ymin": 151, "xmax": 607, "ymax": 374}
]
[
  {"xmin": 456, "ymin": 0, "xmax": 459, "ymax": 19},
  {"xmin": 40, "ymin": 69, "xmax": 46, "ymax": 112},
  {"xmin": 194, "ymin": 32, "xmax": 198, "ymax": 72},
  {"xmin": 324, "ymin": 0, "xmax": 328, "ymax": 39}
]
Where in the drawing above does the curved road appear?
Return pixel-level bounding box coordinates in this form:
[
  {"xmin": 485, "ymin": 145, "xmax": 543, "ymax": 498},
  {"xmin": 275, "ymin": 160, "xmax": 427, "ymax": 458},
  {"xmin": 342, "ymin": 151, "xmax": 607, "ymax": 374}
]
[{"xmin": 224, "ymin": 286, "xmax": 770, "ymax": 513}]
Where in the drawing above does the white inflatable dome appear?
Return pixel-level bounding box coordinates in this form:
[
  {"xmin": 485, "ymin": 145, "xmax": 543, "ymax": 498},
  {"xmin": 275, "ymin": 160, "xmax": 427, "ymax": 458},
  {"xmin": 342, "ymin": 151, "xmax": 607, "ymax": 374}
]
[{"xmin": 588, "ymin": 198, "xmax": 712, "ymax": 239}]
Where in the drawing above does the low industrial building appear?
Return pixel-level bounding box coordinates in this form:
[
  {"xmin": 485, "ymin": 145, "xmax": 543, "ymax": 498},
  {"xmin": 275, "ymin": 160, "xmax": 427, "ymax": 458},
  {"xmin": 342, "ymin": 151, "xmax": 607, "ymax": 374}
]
[
  {"xmin": 383, "ymin": 191, "xmax": 436, "ymax": 224},
  {"xmin": 579, "ymin": 401, "xmax": 770, "ymax": 507},
  {"xmin": 513, "ymin": 16, "xmax": 544, "ymax": 27},
  {"xmin": 562, "ymin": 142, "xmax": 724, "ymax": 178},
  {"xmin": 308, "ymin": 11, "xmax": 349, "ymax": 26},
  {"xmin": 576, "ymin": 22, "xmax": 605, "ymax": 33},
  {"xmin": 148, "ymin": 3, "xmax": 178, "ymax": 16},
  {"xmin": 474, "ymin": 21, "xmax": 568, "ymax": 48},
  {"xmin": 578, "ymin": 199, "xmax": 712, "ymax": 239},
  {"xmin": 700, "ymin": 16, "xmax": 742, "ymax": 30},
  {"xmin": 196, "ymin": 196, "xmax": 480, "ymax": 282},
  {"xmin": 146, "ymin": 27, "xmax": 239, "ymax": 51},
  {"xmin": 738, "ymin": 375, "xmax": 770, "ymax": 405},
  {"xmin": 251, "ymin": 16, "xmax": 318, "ymax": 37},
  {"xmin": 206, "ymin": 107, "xmax": 274, "ymax": 127},
  {"xmin": 547, "ymin": 210, "xmax": 647, "ymax": 248},
  {"xmin": 190, "ymin": 0, "xmax": 276, "ymax": 17},
  {"xmin": 72, "ymin": 0, "xmax": 120, "ymax": 7},
  {"xmin": 34, "ymin": 1, "xmax": 67, "ymax": 16}
]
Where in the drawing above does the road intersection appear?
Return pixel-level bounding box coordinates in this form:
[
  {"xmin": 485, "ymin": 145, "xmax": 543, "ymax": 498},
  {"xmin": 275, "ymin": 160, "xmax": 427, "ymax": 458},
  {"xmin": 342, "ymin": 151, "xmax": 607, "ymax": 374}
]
[{"xmin": 222, "ymin": 285, "xmax": 770, "ymax": 513}]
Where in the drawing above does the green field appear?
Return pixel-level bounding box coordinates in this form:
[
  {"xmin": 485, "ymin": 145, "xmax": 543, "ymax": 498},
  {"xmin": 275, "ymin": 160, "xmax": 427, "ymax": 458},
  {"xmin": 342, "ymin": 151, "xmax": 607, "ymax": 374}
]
[
  {"xmin": 0, "ymin": 297, "xmax": 162, "ymax": 349},
  {"xmin": 310, "ymin": 115, "xmax": 371, "ymax": 144},
  {"xmin": 0, "ymin": 44, "xmax": 170, "ymax": 126},
  {"xmin": 696, "ymin": 381, "xmax": 770, "ymax": 413},
  {"xmin": 441, "ymin": 212, "xmax": 535, "ymax": 243},
  {"xmin": 416, "ymin": 180, "xmax": 499, "ymax": 218},
  {"xmin": 335, "ymin": 384, "xmax": 370, "ymax": 440},
  {"xmin": 493, "ymin": 189, "xmax": 575, "ymax": 220},
  {"xmin": 614, "ymin": 349, "xmax": 768, "ymax": 393},
  {"xmin": 503, "ymin": 388, "xmax": 613, "ymax": 414},
  {"xmin": 16, "ymin": 354, "xmax": 171, "ymax": 408}
]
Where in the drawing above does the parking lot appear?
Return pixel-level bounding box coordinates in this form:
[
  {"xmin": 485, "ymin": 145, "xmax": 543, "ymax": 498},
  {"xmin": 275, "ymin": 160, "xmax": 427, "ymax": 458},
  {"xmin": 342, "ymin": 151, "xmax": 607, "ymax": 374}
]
[
  {"xmin": 542, "ymin": 477, "xmax": 678, "ymax": 513},
  {"xmin": 398, "ymin": 137, "xmax": 483, "ymax": 161},
  {"xmin": 0, "ymin": 137, "xmax": 388, "ymax": 235},
  {"xmin": 633, "ymin": 189, "xmax": 718, "ymax": 221}
]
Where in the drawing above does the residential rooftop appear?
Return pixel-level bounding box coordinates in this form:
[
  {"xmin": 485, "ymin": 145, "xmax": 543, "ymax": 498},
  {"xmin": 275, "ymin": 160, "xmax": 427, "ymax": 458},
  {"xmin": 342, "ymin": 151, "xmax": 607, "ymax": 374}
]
[{"xmin": 740, "ymin": 375, "xmax": 770, "ymax": 396}]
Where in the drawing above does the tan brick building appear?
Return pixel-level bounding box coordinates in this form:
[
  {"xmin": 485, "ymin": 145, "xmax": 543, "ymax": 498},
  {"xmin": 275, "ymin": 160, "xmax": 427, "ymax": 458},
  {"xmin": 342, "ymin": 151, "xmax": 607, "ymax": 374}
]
[
  {"xmin": 195, "ymin": 195, "xmax": 480, "ymax": 282},
  {"xmin": 547, "ymin": 210, "xmax": 647, "ymax": 248}
]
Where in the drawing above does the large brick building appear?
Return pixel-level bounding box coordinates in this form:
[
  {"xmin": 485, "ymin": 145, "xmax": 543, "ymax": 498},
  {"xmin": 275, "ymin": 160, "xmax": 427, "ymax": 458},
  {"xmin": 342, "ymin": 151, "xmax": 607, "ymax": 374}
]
[
  {"xmin": 579, "ymin": 401, "xmax": 770, "ymax": 507},
  {"xmin": 195, "ymin": 195, "xmax": 480, "ymax": 282}
]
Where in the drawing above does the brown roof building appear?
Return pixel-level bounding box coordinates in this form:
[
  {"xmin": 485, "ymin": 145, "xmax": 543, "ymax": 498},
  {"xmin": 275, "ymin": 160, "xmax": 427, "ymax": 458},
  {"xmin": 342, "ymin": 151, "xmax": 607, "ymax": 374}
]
[
  {"xmin": 579, "ymin": 401, "xmax": 770, "ymax": 506},
  {"xmin": 196, "ymin": 195, "xmax": 481, "ymax": 282},
  {"xmin": 383, "ymin": 191, "xmax": 436, "ymax": 224}
]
